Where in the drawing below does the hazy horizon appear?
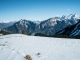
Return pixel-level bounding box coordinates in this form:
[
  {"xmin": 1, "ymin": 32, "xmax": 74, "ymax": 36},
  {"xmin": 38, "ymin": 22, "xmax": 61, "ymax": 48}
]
[{"xmin": 0, "ymin": 0, "xmax": 80, "ymax": 21}]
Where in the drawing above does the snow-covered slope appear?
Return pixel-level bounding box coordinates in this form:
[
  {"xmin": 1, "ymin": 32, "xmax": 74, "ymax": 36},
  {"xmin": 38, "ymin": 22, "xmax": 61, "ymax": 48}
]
[{"xmin": 0, "ymin": 34, "xmax": 80, "ymax": 60}]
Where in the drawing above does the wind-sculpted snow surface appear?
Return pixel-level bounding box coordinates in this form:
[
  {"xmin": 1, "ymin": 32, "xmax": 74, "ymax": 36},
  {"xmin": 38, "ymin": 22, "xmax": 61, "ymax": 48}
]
[{"xmin": 0, "ymin": 34, "xmax": 80, "ymax": 60}]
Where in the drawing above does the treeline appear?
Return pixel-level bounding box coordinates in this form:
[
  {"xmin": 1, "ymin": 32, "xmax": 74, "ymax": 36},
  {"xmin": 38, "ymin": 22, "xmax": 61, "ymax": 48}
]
[
  {"xmin": 34, "ymin": 33, "xmax": 80, "ymax": 39},
  {"xmin": 0, "ymin": 30, "xmax": 80, "ymax": 39},
  {"xmin": 53, "ymin": 34, "xmax": 80, "ymax": 39},
  {"xmin": 0, "ymin": 30, "xmax": 26, "ymax": 35},
  {"xmin": 0, "ymin": 30, "xmax": 10, "ymax": 35}
]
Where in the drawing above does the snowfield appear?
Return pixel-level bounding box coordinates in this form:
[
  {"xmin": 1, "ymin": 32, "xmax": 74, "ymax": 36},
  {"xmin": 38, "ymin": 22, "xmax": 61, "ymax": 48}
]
[{"xmin": 0, "ymin": 34, "xmax": 80, "ymax": 60}]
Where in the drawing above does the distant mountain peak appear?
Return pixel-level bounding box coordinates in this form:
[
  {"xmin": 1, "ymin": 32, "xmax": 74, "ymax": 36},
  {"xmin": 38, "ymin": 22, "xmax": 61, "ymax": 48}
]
[
  {"xmin": 61, "ymin": 14, "xmax": 80, "ymax": 20},
  {"xmin": 61, "ymin": 15, "xmax": 67, "ymax": 19},
  {"xmin": 0, "ymin": 21, "xmax": 16, "ymax": 23},
  {"xmin": 72, "ymin": 14, "xmax": 80, "ymax": 19},
  {"xmin": 47, "ymin": 17, "xmax": 61, "ymax": 21}
]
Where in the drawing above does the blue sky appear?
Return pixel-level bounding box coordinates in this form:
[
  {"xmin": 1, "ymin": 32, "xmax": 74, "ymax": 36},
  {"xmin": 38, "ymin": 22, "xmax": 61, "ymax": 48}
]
[{"xmin": 0, "ymin": 0, "xmax": 80, "ymax": 21}]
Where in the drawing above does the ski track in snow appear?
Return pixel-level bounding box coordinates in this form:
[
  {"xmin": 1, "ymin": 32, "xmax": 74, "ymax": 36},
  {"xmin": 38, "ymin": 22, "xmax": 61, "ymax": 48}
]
[{"xmin": 0, "ymin": 34, "xmax": 80, "ymax": 60}]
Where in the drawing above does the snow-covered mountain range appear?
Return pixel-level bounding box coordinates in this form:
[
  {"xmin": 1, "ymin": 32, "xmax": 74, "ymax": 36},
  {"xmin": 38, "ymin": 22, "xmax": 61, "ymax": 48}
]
[
  {"xmin": 56, "ymin": 20, "xmax": 80, "ymax": 36},
  {"xmin": 37, "ymin": 14, "xmax": 80, "ymax": 35},
  {"xmin": 1, "ymin": 14, "xmax": 80, "ymax": 35},
  {"xmin": 4, "ymin": 20, "xmax": 36, "ymax": 34},
  {"xmin": 0, "ymin": 21, "xmax": 16, "ymax": 29}
]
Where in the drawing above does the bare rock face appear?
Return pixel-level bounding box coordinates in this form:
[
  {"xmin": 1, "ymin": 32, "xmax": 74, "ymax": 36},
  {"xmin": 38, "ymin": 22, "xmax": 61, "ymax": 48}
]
[{"xmin": 25, "ymin": 55, "xmax": 32, "ymax": 60}]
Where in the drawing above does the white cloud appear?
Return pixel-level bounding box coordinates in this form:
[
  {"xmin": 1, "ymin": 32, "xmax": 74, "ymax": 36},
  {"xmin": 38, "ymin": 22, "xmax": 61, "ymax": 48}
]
[{"xmin": 68, "ymin": 9, "xmax": 70, "ymax": 11}]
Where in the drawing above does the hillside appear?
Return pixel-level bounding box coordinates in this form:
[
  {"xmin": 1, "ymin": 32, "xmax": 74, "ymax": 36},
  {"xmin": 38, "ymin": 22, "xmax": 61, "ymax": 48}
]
[
  {"xmin": 57, "ymin": 20, "xmax": 80, "ymax": 36},
  {"xmin": 0, "ymin": 21, "xmax": 16, "ymax": 29},
  {"xmin": 0, "ymin": 34, "xmax": 80, "ymax": 60}
]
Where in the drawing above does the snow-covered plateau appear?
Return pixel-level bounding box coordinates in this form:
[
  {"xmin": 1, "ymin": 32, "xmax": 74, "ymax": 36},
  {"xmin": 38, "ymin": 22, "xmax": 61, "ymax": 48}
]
[{"xmin": 0, "ymin": 34, "xmax": 80, "ymax": 60}]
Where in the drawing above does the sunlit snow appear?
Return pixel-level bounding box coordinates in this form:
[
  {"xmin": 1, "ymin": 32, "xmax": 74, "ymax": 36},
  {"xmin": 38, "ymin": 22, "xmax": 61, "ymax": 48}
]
[{"xmin": 0, "ymin": 34, "xmax": 80, "ymax": 60}]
